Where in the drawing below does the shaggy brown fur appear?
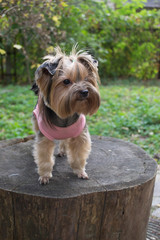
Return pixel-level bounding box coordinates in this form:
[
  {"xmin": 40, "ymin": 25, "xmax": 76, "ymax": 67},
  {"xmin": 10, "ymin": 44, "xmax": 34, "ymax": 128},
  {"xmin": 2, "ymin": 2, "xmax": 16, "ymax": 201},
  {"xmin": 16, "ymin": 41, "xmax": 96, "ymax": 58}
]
[{"xmin": 32, "ymin": 46, "xmax": 100, "ymax": 184}]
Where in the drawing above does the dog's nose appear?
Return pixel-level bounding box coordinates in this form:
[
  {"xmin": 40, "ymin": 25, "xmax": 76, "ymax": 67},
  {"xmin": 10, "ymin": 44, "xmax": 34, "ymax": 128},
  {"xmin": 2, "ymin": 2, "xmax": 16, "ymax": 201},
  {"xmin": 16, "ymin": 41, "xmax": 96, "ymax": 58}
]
[{"xmin": 80, "ymin": 89, "xmax": 89, "ymax": 98}]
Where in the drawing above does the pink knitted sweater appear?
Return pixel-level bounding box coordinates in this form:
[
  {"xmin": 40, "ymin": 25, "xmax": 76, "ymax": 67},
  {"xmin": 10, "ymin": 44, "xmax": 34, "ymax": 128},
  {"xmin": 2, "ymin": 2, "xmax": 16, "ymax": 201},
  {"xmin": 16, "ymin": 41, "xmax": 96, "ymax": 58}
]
[{"xmin": 33, "ymin": 104, "xmax": 86, "ymax": 141}]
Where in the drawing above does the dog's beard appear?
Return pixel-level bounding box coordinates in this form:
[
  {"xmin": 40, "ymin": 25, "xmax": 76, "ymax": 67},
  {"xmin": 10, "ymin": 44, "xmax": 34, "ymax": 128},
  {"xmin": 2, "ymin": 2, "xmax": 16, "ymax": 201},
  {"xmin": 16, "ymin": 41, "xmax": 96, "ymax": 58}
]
[{"xmin": 50, "ymin": 82, "xmax": 100, "ymax": 119}]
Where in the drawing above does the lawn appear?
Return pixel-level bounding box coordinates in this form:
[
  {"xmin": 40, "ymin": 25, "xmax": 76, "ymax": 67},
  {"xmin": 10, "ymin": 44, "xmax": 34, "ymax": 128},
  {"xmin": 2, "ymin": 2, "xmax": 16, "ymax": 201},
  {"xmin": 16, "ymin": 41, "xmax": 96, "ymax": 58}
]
[{"xmin": 0, "ymin": 80, "xmax": 160, "ymax": 160}]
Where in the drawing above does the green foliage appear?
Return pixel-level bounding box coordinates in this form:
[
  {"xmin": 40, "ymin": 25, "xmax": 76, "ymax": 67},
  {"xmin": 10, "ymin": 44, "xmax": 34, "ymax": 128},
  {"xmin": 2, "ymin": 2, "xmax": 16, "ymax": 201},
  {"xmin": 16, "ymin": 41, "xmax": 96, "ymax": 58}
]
[
  {"xmin": 55, "ymin": 0, "xmax": 160, "ymax": 80},
  {"xmin": 0, "ymin": 81, "xmax": 160, "ymax": 158},
  {"xmin": 0, "ymin": 0, "xmax": 160, "ymax": 83}
]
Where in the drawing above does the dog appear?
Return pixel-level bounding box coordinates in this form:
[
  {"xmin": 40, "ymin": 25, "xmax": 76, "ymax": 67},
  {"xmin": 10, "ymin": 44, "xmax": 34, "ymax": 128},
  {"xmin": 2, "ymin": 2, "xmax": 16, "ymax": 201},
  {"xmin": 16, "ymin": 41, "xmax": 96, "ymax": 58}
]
[{"xmin": 31, "ymin": 46, "xmax": 100, "ymax": 184}]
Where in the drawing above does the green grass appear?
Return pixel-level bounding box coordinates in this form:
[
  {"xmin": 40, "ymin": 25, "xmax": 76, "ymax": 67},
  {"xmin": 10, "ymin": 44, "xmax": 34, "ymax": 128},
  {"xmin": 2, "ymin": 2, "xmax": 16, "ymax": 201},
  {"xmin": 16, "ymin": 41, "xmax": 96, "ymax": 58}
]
[
  {"xmin": 0, "ymin": 81, "xmax": 160, "ymax": 160},
  {"xmin": 0, "ymin": 85, "xmax": 36, "ymax": 139}
]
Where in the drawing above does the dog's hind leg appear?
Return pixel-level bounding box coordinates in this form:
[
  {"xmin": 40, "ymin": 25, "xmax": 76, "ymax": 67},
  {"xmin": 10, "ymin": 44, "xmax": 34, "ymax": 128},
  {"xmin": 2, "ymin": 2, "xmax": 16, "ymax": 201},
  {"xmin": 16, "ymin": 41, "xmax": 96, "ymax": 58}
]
[
  {"xmin": 58, "ymin": 140, "xmax": 67, "ymax": 157},
  {"xmin": 67, "ymin": 127, "xmax": 91, "ymax": 179}
]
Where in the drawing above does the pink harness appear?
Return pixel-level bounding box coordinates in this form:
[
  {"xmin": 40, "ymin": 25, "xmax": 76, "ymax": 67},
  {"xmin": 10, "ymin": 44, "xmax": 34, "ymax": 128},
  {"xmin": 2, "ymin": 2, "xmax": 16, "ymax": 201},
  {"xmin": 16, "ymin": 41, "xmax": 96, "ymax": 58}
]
[{"xmin": 33, "ymin": 104, "xmax": 86, "ymax": 141}]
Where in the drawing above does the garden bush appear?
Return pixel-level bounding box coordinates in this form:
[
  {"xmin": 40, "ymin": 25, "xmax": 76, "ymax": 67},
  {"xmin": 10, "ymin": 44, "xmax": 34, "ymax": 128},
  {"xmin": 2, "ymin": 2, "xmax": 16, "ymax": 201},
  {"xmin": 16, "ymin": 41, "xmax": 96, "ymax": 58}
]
[{"xmin": 0, "ymin": 0, "xmax": 160, "ymax": 83}]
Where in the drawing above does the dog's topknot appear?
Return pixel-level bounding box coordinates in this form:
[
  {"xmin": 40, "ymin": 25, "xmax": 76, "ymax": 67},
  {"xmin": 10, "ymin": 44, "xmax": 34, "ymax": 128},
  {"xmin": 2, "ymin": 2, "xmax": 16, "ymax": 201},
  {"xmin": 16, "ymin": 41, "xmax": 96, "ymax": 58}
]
[{"xmin": 43, "ymin": 45, "xmax": 99, "ymax": 82}]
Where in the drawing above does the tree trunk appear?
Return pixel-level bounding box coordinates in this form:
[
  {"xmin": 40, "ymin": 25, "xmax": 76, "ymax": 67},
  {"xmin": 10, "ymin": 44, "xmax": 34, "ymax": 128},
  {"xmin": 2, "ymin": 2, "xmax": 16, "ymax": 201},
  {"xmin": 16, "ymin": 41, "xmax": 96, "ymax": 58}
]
[
  {"xmin": 0, "ymin": 136, "xmax": 157, "ymax": 240},
  {"xmin": 23, "ymin": 37, "xmax": 31, "ymax": 84},
  {"xmin": 5, "ymin": 45, "xmax": 12, "ymax": 83},
  {"xmin": 0, "ymin": 55, "xmax": 4, "ymax": 83},
  {"xmin": 13, "ymin": 48, "xmax": 17, "ymax": 82}
]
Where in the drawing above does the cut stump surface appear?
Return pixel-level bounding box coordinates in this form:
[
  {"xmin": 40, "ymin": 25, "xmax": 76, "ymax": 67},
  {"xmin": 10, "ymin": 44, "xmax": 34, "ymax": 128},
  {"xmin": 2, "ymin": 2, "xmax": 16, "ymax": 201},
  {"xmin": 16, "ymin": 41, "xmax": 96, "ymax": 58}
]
[{"xmin": 0, "ymin": 136, "xmax": 157, "ymax": 240}]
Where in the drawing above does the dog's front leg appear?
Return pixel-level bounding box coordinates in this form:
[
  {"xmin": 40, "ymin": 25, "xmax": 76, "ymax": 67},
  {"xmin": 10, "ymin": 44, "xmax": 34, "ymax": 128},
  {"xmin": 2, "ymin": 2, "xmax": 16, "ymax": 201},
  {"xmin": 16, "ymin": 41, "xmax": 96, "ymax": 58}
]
[
  {"xmin": 33, "ymin": 133, "xmax": 55, "ymax": 184},
  {"xmin": 67, "ymin": 127, "xmax": 91, "ymax": 179}
]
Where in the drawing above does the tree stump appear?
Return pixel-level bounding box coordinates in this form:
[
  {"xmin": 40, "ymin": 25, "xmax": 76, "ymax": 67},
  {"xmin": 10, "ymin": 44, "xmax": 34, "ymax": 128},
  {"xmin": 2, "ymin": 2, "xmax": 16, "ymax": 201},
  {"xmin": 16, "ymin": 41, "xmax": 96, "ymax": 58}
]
[{"xmin": 0, "ymin": 136, "xmax": 157, "ymax": 240}]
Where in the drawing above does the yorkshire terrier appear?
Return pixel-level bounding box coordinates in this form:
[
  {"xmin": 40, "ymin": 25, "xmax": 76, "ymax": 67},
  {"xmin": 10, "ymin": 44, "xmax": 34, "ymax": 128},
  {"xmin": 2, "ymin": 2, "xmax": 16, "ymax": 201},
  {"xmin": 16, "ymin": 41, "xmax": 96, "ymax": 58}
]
[{"xmin": 31, "ymin": 46, "xmax": 100, "ymax": 184}]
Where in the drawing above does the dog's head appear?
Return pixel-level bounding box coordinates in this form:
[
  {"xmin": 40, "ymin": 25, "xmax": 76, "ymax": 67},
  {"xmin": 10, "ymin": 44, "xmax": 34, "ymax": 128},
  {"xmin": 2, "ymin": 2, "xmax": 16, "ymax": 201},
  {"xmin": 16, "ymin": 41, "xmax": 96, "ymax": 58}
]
[{"xmin": 32, "ymin": 46, "xmax": 100, "ymax": 119}]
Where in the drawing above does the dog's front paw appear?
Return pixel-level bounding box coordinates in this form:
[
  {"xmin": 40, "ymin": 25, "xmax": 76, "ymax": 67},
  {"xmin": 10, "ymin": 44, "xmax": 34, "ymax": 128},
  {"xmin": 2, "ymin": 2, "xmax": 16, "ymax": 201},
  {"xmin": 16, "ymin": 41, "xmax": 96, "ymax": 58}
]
[
  {"xmin": 73, "ymin": 169, "xmax": 89, "ymax": 180},
  {"xmin": 78, "ymin": 172, "xmax": 89, "ymax": 180},
  {"xmin": 39, "ymin": 176, "xmax": 50, "ymax": 185}
]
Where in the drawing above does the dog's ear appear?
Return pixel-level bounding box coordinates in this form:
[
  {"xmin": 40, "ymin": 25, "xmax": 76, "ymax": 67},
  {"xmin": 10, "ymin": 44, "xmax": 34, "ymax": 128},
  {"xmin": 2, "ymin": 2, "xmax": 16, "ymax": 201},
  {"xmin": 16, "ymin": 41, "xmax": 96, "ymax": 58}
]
[
  {"xmin": 35, "ymin": 57, "xmax": 62, "ymax": 81},
  {"xmin": 77, "ymin": 53, "xmax": 100, "ymax": 83},
  {"xmin": 34, "ymin": 57, "xmax": 62, "ymax": 99},
  {"xmin": 77, "ymin": 53, "xmax": 98, "ymax": 70}
]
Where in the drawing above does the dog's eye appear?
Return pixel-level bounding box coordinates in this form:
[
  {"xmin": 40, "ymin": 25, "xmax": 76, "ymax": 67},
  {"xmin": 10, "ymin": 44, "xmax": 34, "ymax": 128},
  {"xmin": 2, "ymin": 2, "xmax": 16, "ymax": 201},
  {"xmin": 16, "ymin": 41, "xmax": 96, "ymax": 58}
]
[{"xmin": 63, "ymin": 79, "xmax": 71, "ymax": 85}]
